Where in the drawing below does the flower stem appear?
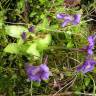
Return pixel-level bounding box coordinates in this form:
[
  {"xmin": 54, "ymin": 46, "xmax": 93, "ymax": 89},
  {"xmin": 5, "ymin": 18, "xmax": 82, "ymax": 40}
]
[{"xmin": 30, "ymin": 81, "xmax": 33, "ymax": 96}]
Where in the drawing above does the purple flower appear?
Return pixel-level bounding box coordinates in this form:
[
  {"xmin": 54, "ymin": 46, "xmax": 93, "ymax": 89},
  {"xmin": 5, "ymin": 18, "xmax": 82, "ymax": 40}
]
[
  {"xmin": 28, "ymin": 26, "xmax": 34, "ymax": 32},
  {"xmin": 56, "ymin": 14, "xmax": 71, "ymax": 20},
  {"xmin": 21, "ymin": 32, "xmax": 26, "ymax": 40},
  {"xmin": 56, "ymin": 13, "xmax": 66, "ymax": 19},
  {"xmin": 72, "ymin": 14, "xmax": 81, "ymax": 25},
  {"xmin": 87, "ymin": 35, "xmax": 96, "ymax": 55},
  {"xmin": 61, "ymin": 19, "xmax": 70, "ymax": 27},
  {"xmin": 56, "ymin": 13, "xmax": 81, "ymax": 27},
  {"xmin": 77, "ymin": 59, "xmax": 96, "ymax": 73},
  {"xmin": 80, "ymin": 35, "xmax": 96, "ymax": 55},
  {"xmin": 26, "ymin": 64, "xmax": 50, "ymax": 82}
]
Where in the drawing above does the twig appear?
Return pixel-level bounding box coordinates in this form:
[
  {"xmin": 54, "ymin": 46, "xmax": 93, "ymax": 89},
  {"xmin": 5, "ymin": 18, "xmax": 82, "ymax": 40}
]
[
  {"xmin": 50, "ymin": 92, "xmax": 96, "ymax": 96},
  {"xmin": 5, "ymin": 22, "xmax": 27, "ymax": 25},
  {"xmin": 44, "ymin": 55, "xmax": 48, "ymax": 64},
  {"xmin": 53, "ymin": 76, "xmax": 76, "ymax": 96}
]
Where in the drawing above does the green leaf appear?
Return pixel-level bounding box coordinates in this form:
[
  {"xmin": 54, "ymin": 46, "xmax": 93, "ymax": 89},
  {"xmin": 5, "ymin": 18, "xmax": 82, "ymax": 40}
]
[
  {"xmin": 19, "ymin": 44, "xmax": 29, "ymax": 54},
  {"xmin": 36, "ymin": 34, "xmax": 51, "ymax": 52},
  {"xmin": 33, "ymin": 81, "xmax": 40, "ymax": 87},
  {"xmin": 36, "ymin": 15, "xmax": 49, "ymax": 32},
  {"xmin": 5, "ymin": 25, "xmax": 28, "ymax": 38},
  {"xmin": 67, "ymin": 41, "xmax": 74, "ymax": 48},
  {"xmin": 17, "ymin": 0, "xmax": 25, "ymax": 12},
  {"xmin": 0, "ymin": 11, "xmax": 4, "ymax": 29},
  {"xmin": 84, "ymin": 78, "xmax": 90, "ymax": 86},
  {"xmin": 29, "ymin": 12, "xmax": 37, "ymax": 17},
  {"xmin": 41, "ymin": 15, "xmax": 49, "ymax": 28},
  {"xmin": 39, "ymin": 0, "xmax": 46, "ymax": 4},
  {"xmin": 26, "ymin": 43, "xmax": 40, "ymax": 58},
  {"xmin": 4, "ymin": 43, "xmax": 19, "ymax": 54}
]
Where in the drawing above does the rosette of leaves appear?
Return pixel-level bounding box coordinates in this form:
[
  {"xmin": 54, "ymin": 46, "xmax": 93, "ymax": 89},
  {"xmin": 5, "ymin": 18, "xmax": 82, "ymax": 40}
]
[{"xmin": 4, "ymin": 25, "xmax": 51, "ymax": 59}]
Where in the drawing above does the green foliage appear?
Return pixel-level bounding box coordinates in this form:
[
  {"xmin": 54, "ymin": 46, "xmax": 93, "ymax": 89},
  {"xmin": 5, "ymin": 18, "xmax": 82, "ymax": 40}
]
[
  {"xmin": 26, "ymin": 43, "xmax": 40, "ymax": 59},
  {"xmin": 36, "ymin": 15, "xmax": 49, "ymax": 32},
  {"xmin": 67, "ymin": 41, "xmax": 74, "ymax": 48},
  {"xmin": 36, "ymin": 34, "xmax": 52, "ymax": 52},
  {"xmin": 84, "ymin": 77, "xmax": 90, "ymax": 86},
  {"xmin": 4, "ymin": 43, "xmax": 19, "ymax": 54},
  {"xmin": 39, "ymin": 0, "xmax": 47, "ymax": 4},
  {"xmin": 4, "ymin": 25, "xmax": 51, "ymax": 59},
  {"xmin": 0, "ymin": 10, "xmax": 5, "ymax": 29},
  {"xmin": 5, "ymin": 25, "xmax": 28, "ymax": 38},
  {"xmin": 0, "ymin": 0, "xmax": 96, "ymax": 95},
  {"xmin": 17, "ymin": 0, "xmax": 25, "ymax": 12}
]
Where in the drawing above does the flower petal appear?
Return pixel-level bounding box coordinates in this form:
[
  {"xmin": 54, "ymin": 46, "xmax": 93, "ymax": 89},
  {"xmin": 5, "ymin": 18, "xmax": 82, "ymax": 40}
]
[
  {"xmin": 77, "ymin": 59, "xmax": 96, "ymax": 73},
  {"xmin": 72, "ymin": 14, "xmax": 81, "ymax": 25},
  {"xmin": 21, "ymin": 32, "xmax": 26, "ymax": 40},
  {"xmin": 61, "ymin": 20, "xmax": 70, "ymax": 27},
  {"xmin": 40, "ymin": 64, "xmax": 49, "ymax": 72},
  {"xmin": 29, "ymin": 75, "xmax": 41, "ymax": 82},
  {"xmin": 88, "ymin": 49, "xmax": 93, "ymax": 55},
  {"xmin": 56, "ymin": 13, "xmax": 66, "ymax": 19},
  {"xmin": 41, "ymin": 72, "xmax": 49, "ymax": 80},
  {"xmin": 28, "ymin": 26, "xmax": 34, "ymax": 32}
]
